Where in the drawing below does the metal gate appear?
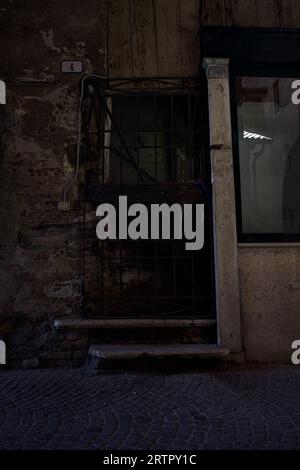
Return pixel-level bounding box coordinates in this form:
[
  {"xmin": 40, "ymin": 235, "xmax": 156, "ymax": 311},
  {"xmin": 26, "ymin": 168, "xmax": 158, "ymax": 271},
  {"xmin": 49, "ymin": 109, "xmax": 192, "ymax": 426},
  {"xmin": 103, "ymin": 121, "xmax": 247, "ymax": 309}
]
[{"xmin": 80, "ymin": 77, "xmax": 214, "ymax": 319}]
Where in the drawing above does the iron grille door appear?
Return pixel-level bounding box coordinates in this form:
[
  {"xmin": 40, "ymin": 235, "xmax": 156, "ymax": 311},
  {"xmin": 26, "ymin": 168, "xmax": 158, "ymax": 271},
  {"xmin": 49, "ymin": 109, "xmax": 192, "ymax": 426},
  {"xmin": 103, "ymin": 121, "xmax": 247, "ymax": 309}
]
[{"xmin": 80, "ymin": 77, "xmax": 214, "ymax": 319}]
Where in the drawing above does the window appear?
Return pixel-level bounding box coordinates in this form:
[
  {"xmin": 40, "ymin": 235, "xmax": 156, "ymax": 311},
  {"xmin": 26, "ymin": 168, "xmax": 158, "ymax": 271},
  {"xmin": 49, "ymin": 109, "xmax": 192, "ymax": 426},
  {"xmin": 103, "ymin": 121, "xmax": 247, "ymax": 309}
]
[
  {"xmin": 107, "ymin": 94, "xmax": 200, "ymax": 184},
  {"xmin": 233, "ymin": 74, "xmax": 300, "ymax": 242},
  {"xmin": 201, "ymin": 26, "xmax": 300, "ymax": 243}
]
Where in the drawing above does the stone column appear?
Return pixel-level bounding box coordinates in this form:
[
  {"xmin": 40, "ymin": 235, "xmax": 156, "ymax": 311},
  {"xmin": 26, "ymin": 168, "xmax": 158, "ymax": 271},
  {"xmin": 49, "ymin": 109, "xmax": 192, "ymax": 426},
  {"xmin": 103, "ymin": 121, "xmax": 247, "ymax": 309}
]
[{"xmin": 203, "ymin": 58, "xmax": 242, "ymax": 352}]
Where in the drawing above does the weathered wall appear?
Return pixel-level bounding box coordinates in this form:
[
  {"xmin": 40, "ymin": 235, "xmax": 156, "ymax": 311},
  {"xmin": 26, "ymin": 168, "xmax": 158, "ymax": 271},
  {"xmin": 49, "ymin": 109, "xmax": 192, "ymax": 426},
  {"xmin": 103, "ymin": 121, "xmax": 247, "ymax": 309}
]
[
  {"xmin": 1, "ymin": 0, "xmax": 300, "ymax": 367},
  {"xmin": 0, "ymin": 0, "xmax": 200, "ymax": 367},
  {"xmin": 201, "ymin": 0, "xmax": 300, "ymax": 363},
  {"xmin": 239, "ymin": 248, "xmax": 300, "ymax": 363},
  {"xmin": 0, "ymin": 0, "xmax": 107, "ymax": 367},
  {"xmin": 107, "ymin": 0, "xmax": 199, "ymax": 77},
  {"xmin": 201, "ymin": 0, "xmax": 300, "ymax": 27}
]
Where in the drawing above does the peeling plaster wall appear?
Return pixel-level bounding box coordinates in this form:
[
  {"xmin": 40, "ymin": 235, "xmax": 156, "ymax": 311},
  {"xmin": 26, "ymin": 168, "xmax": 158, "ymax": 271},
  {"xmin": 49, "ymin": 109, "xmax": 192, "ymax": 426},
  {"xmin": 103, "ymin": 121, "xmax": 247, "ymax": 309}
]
[
  {"xmin": 0, "ymin": 0, "xmax": 106, "ymax": 367},
  {"xmin": 0, "ymin": 0, "xmax": 200, "ymax": 367}
]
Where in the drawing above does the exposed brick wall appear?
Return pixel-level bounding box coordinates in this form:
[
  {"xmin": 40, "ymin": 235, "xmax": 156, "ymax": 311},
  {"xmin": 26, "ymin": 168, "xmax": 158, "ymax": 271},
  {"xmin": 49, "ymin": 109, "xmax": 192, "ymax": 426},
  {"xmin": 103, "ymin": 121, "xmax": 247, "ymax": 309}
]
[{"xmin": 0, "ymin": 0, "xmax": 106, "ymax": 367}]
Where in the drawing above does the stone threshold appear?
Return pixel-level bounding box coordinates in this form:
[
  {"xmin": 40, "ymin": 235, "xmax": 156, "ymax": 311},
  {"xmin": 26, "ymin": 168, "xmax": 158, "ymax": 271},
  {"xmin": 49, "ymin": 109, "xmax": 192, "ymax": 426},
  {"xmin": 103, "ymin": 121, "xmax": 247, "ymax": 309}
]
[
  {"xmin": 89, "ymin": 343, "xmax": 229, "ymax": 360},
  {"xmin": 54, "ymin": 318, "xmax": 216, "ymax": 329}
]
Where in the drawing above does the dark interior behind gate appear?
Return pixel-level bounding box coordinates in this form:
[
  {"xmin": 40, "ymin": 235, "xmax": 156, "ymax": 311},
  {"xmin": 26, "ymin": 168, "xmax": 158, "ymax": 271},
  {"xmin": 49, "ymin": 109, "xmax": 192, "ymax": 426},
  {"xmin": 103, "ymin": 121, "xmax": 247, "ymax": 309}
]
[{"xmin": 80, "ymin": 77, "xmax": 214, "ymax": 319}]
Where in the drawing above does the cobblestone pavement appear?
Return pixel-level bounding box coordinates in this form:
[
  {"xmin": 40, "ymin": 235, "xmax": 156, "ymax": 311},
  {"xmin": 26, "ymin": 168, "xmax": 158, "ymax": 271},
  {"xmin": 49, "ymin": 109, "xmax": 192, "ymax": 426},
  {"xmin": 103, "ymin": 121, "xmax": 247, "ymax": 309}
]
[{"xmin": 0, "ymin": 366, "xmax": 300, "ymax": 450}]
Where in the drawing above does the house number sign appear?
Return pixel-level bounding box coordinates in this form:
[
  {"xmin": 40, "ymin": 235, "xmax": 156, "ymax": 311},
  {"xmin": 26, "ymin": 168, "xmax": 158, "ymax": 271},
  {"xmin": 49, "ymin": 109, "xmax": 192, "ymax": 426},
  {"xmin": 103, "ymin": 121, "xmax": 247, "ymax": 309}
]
[{"xmin": 61, "ymin": 60, "xmax": 83, "ymax": 74}]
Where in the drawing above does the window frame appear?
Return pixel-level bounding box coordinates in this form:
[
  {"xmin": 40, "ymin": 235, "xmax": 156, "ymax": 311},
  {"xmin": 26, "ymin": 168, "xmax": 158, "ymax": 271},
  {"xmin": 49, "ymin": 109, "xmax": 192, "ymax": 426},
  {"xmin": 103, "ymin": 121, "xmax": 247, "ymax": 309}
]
[
  {"xmin": 230, "ymin": 62, "xmax": 300, "ymax": 243},
  {"xmin": 202, "ymin": 26, "xmax": 300, "ymax": 243}
]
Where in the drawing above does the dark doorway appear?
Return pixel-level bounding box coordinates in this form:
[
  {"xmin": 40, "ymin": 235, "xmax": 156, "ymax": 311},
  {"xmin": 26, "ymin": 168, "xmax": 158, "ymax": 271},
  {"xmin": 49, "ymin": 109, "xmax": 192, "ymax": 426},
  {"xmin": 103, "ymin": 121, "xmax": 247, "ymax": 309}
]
[{"xmin": 81, "ymin": 77, "xmax": 214, "ymax": 319}]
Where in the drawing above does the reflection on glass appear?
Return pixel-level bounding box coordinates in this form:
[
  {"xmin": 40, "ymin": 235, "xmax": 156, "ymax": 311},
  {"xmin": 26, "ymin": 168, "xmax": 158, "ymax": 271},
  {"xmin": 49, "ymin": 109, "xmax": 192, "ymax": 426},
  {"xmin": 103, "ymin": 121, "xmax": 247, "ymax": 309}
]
[{"xmin": 237, "ymin": 76, "xmax": 300, "ymax": 233}]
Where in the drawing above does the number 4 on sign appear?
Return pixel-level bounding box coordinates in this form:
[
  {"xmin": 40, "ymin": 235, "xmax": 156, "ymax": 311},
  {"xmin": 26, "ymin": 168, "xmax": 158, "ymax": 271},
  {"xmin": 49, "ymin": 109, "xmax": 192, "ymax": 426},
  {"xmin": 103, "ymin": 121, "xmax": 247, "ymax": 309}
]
[{"xmin": 61, "ymin": 60, "xmax": 83, "ymax": 74}]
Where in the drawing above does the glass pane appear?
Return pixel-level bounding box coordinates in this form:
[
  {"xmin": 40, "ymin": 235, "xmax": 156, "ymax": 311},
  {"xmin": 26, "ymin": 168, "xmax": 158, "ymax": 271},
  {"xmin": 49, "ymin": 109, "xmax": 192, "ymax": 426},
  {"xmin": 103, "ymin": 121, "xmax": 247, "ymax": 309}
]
[{"xmin": 236, "ymin": 76, "xmax": 300, "ymax": 234}]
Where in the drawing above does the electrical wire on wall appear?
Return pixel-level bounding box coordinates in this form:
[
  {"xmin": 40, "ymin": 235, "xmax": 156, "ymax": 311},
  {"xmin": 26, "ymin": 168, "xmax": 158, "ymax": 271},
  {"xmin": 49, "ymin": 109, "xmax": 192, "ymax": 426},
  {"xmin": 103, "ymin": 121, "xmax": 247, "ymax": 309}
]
[
  {"xmin": 58, "ymin": 74, "xmax": 107, "ymax": 316},
  {"xmin": 61, "ymin": 74, "xmax": 107, "ymax": 206}
]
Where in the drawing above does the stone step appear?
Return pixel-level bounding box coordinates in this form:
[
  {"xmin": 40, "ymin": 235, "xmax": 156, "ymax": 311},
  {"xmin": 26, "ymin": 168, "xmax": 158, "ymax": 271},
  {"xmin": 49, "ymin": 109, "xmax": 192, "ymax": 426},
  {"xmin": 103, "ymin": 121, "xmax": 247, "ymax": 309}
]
[
  {"xmin": 54, "ymin": 318, "xmax": 216, "ymax": 330},
  {"xmin": 88, "ymin": 343, "xmax": 229, "ymax": 361}
]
